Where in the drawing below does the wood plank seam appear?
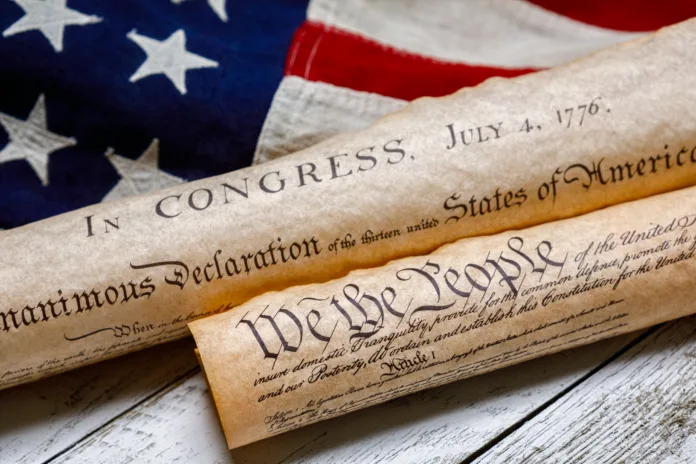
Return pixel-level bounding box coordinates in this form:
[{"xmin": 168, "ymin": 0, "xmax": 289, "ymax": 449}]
[
  {"xmin": 40, "ymin": 366, "xmax": 202, "ymax": 464},
  {"xmin": 458, "ymin": 327, "xmax": 659, "ymax": 464},
  {"xmin": 469, "ymin": 318, "xmax": 696, "ymax": 463}
]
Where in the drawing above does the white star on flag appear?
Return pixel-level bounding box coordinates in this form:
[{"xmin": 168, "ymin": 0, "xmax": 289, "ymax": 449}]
[
  {"xmin": 2, "ymin": 0, "xmax": 101, "ymax": 53},
  {"xmin": 171, "ymin": 0, "xmax": 228, "ymax": 22},
  {"xmin": 127, "ymin": 29, "xmax": 219, "ymax": 95},
  {"xmin": 0, "ymin": 94, "xmax": 76, "ymax": 186},
  {"xmin": 207, "ymin": 0, "xmax": 227, "ymax": 21},
  {"xmin": 103, "ymin": 138, "xmax": 184, "ymax": 202}
]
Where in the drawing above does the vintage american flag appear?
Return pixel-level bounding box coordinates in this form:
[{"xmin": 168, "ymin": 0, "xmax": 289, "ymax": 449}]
[{"xmin": 0, "ymin": 0, "xmax": 694, "ymax": 230}]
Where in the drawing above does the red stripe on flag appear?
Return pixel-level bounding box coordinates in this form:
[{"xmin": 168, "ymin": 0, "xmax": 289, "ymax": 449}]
[
  {"xmin": 529, "ymin": 0, "xmax": 696, "ymax": 32},
  {"xmin": 285, "ymin": 21, "xmax": 537, "ymax": 101}
]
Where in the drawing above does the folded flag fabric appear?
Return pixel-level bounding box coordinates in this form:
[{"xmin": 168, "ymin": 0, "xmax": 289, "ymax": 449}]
[
  {"xmin": 1, "ymin": 0, "xmax": 694, "ymax": 230},
  {"xmin": 0, "ymin": 0, "xmax": 307, "ymax": 227}
]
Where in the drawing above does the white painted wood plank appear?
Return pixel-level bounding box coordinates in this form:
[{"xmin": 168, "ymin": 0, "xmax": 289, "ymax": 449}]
[
  {"xmin": 474, "ymin": 316, "xmax": 696, "ymax": 464},
  {"xmin": 50, "ymin": 335, "xmax": 634, "ymax": 464},
  {"xmin": 0, "ymin": 338, "xmax": 198, "ymax": 464}
]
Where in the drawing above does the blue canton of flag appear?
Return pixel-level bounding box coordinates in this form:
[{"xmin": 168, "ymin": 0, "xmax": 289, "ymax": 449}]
[{"xmin": 0, "ymin": 0, "xmax": 308, "ymax": 229}]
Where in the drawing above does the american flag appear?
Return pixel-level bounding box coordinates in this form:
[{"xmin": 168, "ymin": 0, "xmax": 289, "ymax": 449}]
[{"xmin": 1, "ymin": 0, "xmax": 694, "ymax": 230}]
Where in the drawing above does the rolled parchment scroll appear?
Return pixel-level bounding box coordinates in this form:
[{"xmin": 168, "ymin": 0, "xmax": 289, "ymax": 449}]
[
  {"xmin": 3, "ymin": 20, "xmax": 696, "ymax": 389},
  {"xmin": 191, "ymin": 185, "xmax": 696, "ymax": 449}
]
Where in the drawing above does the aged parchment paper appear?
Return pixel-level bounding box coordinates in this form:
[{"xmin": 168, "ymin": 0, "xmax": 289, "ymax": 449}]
[
  {"xmin": 191, "ymin": 185, "xmax": 696, "ymax": 449},
  {"xmin": 3, "ymin": 20, "xmax": 696, "ymax": 389}
]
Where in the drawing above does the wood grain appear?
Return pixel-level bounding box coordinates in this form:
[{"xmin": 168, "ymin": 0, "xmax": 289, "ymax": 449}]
[
  {"xmin": 48, "ymin": 335, "xmax": 633, "ymax": 463},
  {"xmin": 10, "ymin": 317, "xmax": 695, "ymax": 463},
  {"xmin": 0, "ymin": 338, "xmax": 198, "ymax": 464},
  {"xmin": 475, "ymin": 316, "xmax": 696, "ymax": 464}
]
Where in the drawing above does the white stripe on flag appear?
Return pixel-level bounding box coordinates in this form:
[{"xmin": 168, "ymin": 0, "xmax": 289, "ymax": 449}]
[
  {"xmin": 254, "ymin": 76, "xmax": 406, "ymax": 165},
  {"xmin": 308, "ymin": 0, "xmax": 644, "ymax": 68}
]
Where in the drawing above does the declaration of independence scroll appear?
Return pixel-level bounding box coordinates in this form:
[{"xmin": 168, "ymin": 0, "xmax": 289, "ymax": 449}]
[
  {"xmin": 3, "ymin": 20, "xmax": 696, "ymax": 389},
  {"xmin": 191, "ymin": 185, "xmax": 696, "ymax": 449}
]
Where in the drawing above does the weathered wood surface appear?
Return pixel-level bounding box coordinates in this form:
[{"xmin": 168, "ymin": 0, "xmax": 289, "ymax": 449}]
[
  {"xmin": 0, "ymin": 338, "xmax": 198, "ymax": 464},
  {"xmin": 44, "ymin": 335, "xmax": 632, "ymax": 464},
  {"xmin": 475, "ymin": 317, "xmax": 696, "ymax": 464},
  {"xmin": 7, "ymin": 317, "xmax": 696, "ymax": 463}
]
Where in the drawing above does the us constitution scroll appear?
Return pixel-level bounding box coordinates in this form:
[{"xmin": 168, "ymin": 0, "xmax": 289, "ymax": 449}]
[
  {"xmin": 3, "ymin": 20, "xmax": 696, "ymax": 389},
  {"xmin": 191, "ymin": 185, "xmax": 696, "ymax": 449}
]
